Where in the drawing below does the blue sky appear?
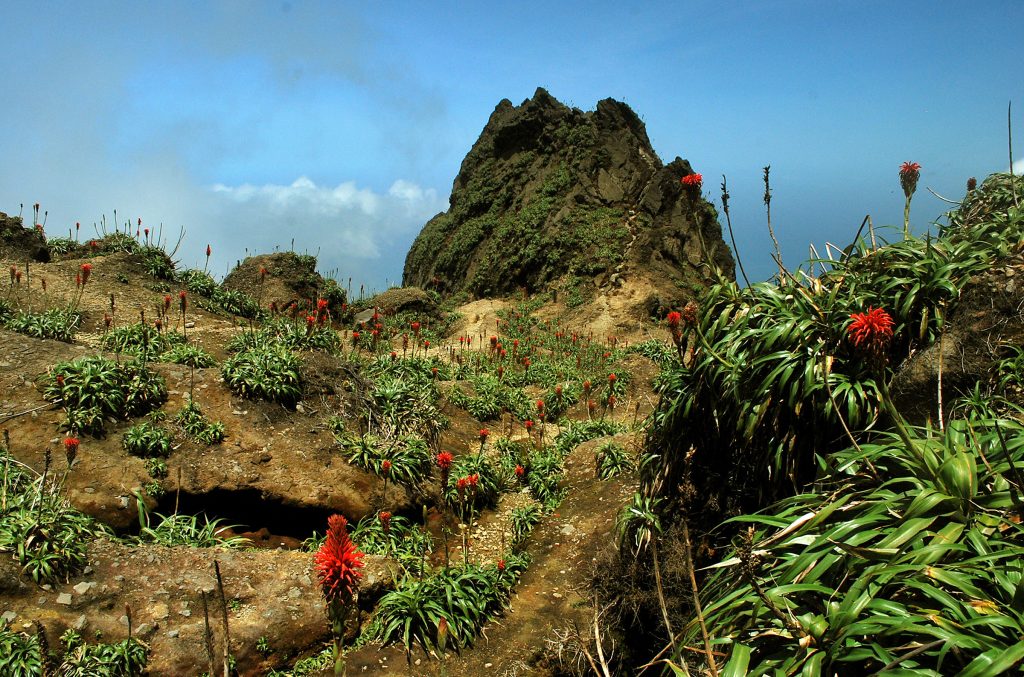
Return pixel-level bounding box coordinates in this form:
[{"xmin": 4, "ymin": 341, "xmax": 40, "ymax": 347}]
[{"xmin": 2, "ymin": 1, "xmax": 1021, "ymax": 291}]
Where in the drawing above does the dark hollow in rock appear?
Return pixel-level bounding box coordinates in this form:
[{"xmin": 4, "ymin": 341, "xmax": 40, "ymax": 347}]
[{"xmin": 154, "ymin": 487, "xmax": 338, "ymax": 546}]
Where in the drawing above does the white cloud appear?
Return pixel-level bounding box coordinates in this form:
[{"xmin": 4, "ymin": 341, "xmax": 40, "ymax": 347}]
[
  {"xmin": 211, "ymin": 177, "xmax": 382, "ymax": 217},
  {"xmin": 198, "ymin": 177, "xmax": 446, "ymax": 289},
  {"xmin": 1013, "ymin": 158, "xmax": 1024, "ymax": 175}
]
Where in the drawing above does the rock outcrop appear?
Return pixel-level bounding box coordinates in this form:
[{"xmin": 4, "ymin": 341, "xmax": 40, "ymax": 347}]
[
  {"xmin": 221, "ymin": 252, "xmax": 346, "ymax": 314},
  {"xmin": 0, "ymin": 210, "xmax": 50, "ymax": 262},
  {"xmin": 403, "ymin": 88, "xmax": 734, "ymax": 307}
]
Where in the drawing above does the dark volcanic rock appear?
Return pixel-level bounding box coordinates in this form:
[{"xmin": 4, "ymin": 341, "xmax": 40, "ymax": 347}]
[
  {"xmin": 403, "ymin": 88, "xmax": 734, "ymax": 303},
  {"xmin": 0, "ymin": 211, "xmax": 50, "ymax": 262},
  {"xmin": 221, "ymin": 252, "xmax": 346, "ymax": 315},
  {"xmin": 892, "ymin": 248, "xmax": 1024, "ymax": 424}
]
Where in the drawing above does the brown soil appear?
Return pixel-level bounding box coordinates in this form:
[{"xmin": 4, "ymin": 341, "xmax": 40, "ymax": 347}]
[{"xmin": 1, "ymin": 243, "xmax": 665, "ymax": 675}]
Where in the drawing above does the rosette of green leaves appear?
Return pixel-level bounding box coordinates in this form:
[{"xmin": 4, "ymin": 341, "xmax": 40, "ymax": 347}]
[
  {"xmin": 689, "ymin": 414, "xmax": 1024, "ymax": 676},
  {"xmin": 221, "ymin": 344, "xmax": 302, "ymax": 405}
]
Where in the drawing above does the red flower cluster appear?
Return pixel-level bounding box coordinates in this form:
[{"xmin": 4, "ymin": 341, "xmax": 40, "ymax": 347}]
[
  {"xmin": 666, "ymin": 311, "xmax": 681, "ymax": 329},
  {"xmin": 514, "ymin": 464, "xmax": 525, "ymax": 478},
  {"xmin": 681, "ymin": 173, "xmax": 703, "ymax": 190},
  {"xmin": 314, "ymin": 514, "xmax": 364, "ymax": 605},
  {"xmin": 381, "ymin": 459, "xmax": 392, "ymax": 475},
  {"xmin": 63, "ymin": 437, "xmax": 80, "ymax": 464},
  {"xmin": 378, "ymin": 511, "xmax": 392, "ymax": 533},
  {"xmin": 436, "ymin": 451, "xmax": 453, "ymax": 470},
  {"xmin": 79, "ymin": 263, "xmax": 92, "ymax": 286},
  {"xmin": 456, "ymin": 473, "xmax": 480, "ymax": 497},
  {"xmin": 847, "ymin": 307, "xmax": 895, "ymax": 359},
  {"xmin": 899, "ymin": 161, "xmax": 921, "ymax": 198},
  {"xmin": 479, "ymin": 429, "xmax": 489, "ymax": 443}
]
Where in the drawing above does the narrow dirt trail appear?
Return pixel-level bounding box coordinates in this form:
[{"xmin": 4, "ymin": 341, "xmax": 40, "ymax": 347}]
[{"xmin": 345, "ymin": 433, "xmax": 637, "ymax": 676}]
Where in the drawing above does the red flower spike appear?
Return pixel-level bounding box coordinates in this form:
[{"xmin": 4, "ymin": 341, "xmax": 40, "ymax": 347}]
[
  {"xmin": 206, "ymin": 244, "xmax": 211, "ymax": 257},
  {"xmin": 847, "ymin": 307, "xmax": 895, "ymax": 358},
  {"xmin": 608, "ymin": 373, "xmax": 617, "ymax": 384},
  {"xmin": 381, "ymin": 460, "xmax": 392, "ymax": 475},
  {"xmin": 178, "ymin": 290, "xmax": 187, "ymax": 312},
  {"xmin": 497, "ymin": 559, "xmax": 506, "ymax": 571},
  {"xmin": 524, "ymin": 419, "xmax": 534, "ymax": 431},
  {"xmin": 666, "ymin": 311, "xmax": 681, "ymax": 328},
  {"xmin": 79, "ymin": 263, "xmax": 92, "ymax": 286},
  {"xmin": 681, "ymin": 173, "xmax": 703, "ymax": 190},
  {"xmin": 479, "ymin": 429, "xmax": 489, "ymax": 444},
  {"xmin": 314, "ymin": 514, "xmax": 364, "ymax": 605},
  {"xmin": 514, "ymin": 464, "xmax": 525, "ymax": 478},
  {"xmin": 379, "ymin": 511, "xmax": 392, "ymax": 533},
  {"xmin": 899, "ymin": 162, "xmax": 921, "ymax": 198},
  {"xmin": 436, "ymin": 452, "xmax": 453, "ymax": 470},
  {"xmin": 63, "ymin": 437, "xmax": 80, "ymax": 459}
]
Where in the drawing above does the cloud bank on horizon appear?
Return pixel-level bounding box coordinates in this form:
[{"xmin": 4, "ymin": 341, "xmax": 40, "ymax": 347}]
[{"xmin": 1, "ymin": 1, "xmax": 1021, "ymax": 291}]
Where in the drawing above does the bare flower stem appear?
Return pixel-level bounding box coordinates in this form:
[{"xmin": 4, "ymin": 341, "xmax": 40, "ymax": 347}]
[
  {"xmin": 682, "ymin": 520, "xmax": 718, "ymax": 677},
  {"xmin": 720, "ymin": 175, "xmax": 750, "ymax": 287},
  {"xmin": 764, "ymin": 166, "xmax": 783, "ymax": 276},
  {"xmin": 214, "ymin": 560, "xmax": 231, "ymax": 677},
  {"xmin": 650, "ymin": 538, "xmax": 677, "ymax": 657}
]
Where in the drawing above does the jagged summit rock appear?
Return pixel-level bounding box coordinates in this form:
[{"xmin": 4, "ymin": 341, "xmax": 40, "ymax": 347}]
[{"xmin": 403, "ymin": 87, "xmax": 734, "ymax": 307}]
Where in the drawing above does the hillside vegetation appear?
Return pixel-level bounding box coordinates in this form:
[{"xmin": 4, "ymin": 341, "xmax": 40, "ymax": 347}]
[{"xmin": 623, "ymin": 173, "xmax": 1024, "ymax": 675}]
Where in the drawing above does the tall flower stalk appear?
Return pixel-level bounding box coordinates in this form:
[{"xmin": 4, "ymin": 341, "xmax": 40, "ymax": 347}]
[
  {"xmin": 314, "ymin": 514, "xmax": 364, "ymax": 675},
  {"xmin": 847, "ymin": 306, "xmax": 923, "ymax": 461},
  {"xmin": 681, "ymin": 173, "xmax": 709, "ymax": 271},
  {"xmin": 900, "ymin": 161, "xmax": 921, "ymax": 239}
]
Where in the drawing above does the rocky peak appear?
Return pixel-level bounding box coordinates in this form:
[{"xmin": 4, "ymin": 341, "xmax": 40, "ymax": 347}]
[{"xmin": 404, "ymin": 89, "xmax": 734, "ymax": 307}]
